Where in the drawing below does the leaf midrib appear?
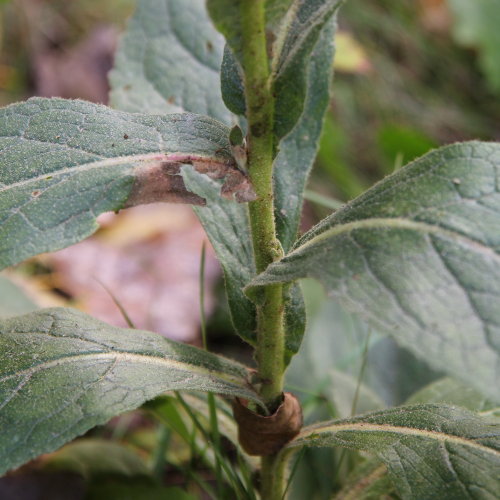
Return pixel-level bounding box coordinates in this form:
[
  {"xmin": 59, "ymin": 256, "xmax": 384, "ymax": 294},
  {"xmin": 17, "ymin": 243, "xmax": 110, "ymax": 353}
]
[
  {"xmin": 291, "ymin": 217, "xmax": 500, "ymax": 261},
  {"xmin": 0, "ymin": 152, "xmax": 232, "ymax": 194},
  {"xmin": 0, "ymin": 350, "xmax": 252, "ymax": 391},
  {"xmin": 290, "ymin": 421, "xmax": 500, "ymax": 458}
]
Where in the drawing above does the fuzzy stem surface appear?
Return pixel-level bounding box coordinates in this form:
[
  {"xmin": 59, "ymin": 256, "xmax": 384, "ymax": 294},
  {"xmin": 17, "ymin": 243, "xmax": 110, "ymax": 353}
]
[{"xmin": 240, "ymin": 2, "xmax": 287, "ymax": 498}]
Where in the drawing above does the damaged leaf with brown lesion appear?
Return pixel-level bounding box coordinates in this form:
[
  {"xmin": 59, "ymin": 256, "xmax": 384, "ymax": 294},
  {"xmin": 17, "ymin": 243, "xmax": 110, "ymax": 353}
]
[
  {"xmin": 0, "ymin": 97, "xmax": 255, "ymax": 271},
  {"xmin": 125, "ymin": 153, "xmax": 255, "ymax": 208}
]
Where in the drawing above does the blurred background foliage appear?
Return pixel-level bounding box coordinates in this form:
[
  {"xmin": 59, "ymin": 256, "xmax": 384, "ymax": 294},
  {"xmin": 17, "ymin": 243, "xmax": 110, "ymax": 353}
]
[{"xmin": 1, "ymin": 0, "xmax": 500, "ymax": 497}]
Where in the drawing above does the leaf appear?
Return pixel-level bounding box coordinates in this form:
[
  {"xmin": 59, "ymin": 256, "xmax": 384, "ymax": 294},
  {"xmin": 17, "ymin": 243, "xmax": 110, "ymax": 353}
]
[
  {"xmin": 42, "ymin": 439, "xmax": 150, "ymax": 478},
  {"xmin": 205, "ymin": 0, "xmax": 244, "ymax": 64},
  {"xmin": 0, "ymin": 97, "xmax": 254, "ymax": 271},
  {"xmin": 334, "ymin": 459, "xmax": 397, "ymax": 500},
  {"xmin": 0, "ymin": 275, "xmax": 38, "ymax": 318},
  {"xmin": 406, "ymin": 377, "xmax": 497, "ymax": 413},
  {"xmin": 109, "ymin": 0, "xmax": 232, "ymax": 123},
  {"xmin": 220, "ymin": 46, "xmax": 246, "ymax": 117},
  {"xmin": 208, "ymin": 0, "xmax": 340, "ymax": 141},
  {"xmin": 287, "ymin": 281, "xmax": 384, "ymax": 419},
  {"xmin": 271, "ymin": 0, "xmax": 341, "ymax": 139},
  {"xmin": 274, "ymin": 16, "xmax": 336, "ymax": 252},
  {"xmin": 215, "ymin": 6, "xmax": 340, "ymax": 252},
  {"xmin": 447, "ymin": 0, "xmax": 500, "ymax": 94},
  {"xmin": 87, "ymin": 479, "xmax": 196, "ymax": 500},
  {"xmin": 182, "ymin": 166, "xmax": 257, "ymax": 343},
  {"xmin": 250, "ymin": 142, "xmax": 500, "ymax": 402},
  {"xmin": 288, "ymin": 404, "xmax": 500, "ymax": 500},
  {"xmin": 0, "ymin": 307, "xmax": 260, "ymax": 475},
  {"xmin": 182, "ymin": 166, "xmax": 305, "ymax": 363}
]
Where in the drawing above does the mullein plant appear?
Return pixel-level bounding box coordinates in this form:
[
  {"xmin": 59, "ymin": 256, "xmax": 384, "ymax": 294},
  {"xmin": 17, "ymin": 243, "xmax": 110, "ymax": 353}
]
[{"xmin": 0, "ymin": 1, "xmax": 499, "ymax": 498}]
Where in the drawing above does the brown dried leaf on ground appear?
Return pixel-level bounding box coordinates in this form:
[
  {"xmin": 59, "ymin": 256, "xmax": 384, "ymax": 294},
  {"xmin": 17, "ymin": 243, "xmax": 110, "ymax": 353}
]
[
  {"xmin": 32, "ymin": 26, "xmax": 117, "ymax": 104},
  {"xmin": 48, "ymin": 204, "xmax": 220, "ymax": 343}
]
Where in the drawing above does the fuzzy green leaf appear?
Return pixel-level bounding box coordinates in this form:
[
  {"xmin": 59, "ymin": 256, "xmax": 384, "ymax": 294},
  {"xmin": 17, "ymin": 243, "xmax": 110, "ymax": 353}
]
[
  {"xmin": 0, "ymin": 307, "xmax": 260, "ymax": 476},
  {"xmin": 109, "ymin": 0, "xmax": 231, "ymax": 123},
  {"xmin": 182, "ymin": 166, "xmax": 305, "ymax": 363},
  {"xmin": 288, "ymin": 405, "xmax": 500, "ymax": 499},
  {"xmin": 0, "ymin": 97, "xmax": 254, "ymax": 271},
  {"xmin": 274, "ymin": 16, "xmax": 336, "ymax": 251},
  {"xmin": 250, "ymin": 142, "xmax": 500, "ymax": 402},
  {"xmin": 213, "ymin": 5, "xmax": 338, "ymax": 251},
  {"xmin": 271, "ymin": 0, "xmax": 341, "ymax": 139},
  {"xmin": 208, "ymin": 0, "xmax": 339, "ymax": 141},
  {"xmin": 182, "ymin": 166, "xmax": 257, "ymax": 343}
]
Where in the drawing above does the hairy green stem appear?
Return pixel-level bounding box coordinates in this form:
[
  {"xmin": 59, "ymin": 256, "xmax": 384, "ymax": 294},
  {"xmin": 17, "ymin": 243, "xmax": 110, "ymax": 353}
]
[
  {"xmin": 240, "ymin": 0, "xmax": 285, "ymax": 410},
  {"xmin": 261, "ymin": 454, "xmax": 288, "ymax": 500},
  {"xmin": 240, "ymin": 2, "xmax": 287, "ymax": 497}
]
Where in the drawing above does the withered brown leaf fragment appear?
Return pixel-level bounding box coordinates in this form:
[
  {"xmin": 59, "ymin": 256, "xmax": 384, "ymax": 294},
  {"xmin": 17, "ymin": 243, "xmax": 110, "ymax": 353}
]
[
  {"xmin": 233, "ymin": 393, "xmax": 303, "ymax": 456},
  {"xmin": 125, "ymin": 153, "xmax": 256, "ymax": 208}
]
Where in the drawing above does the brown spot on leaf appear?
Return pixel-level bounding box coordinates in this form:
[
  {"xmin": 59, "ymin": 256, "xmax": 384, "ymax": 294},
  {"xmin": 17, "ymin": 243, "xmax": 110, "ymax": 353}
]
[
  {"xmin": 123, "ymin": 134, "xmax": 129, "ymax": 139},
  {"xmin": 125, "ymin": 153, "xmax": 257, "ymax": 208},
  {"xmin": 206, "ymin": 40, "xmax": 214, "ymax": 52},
  {"xmin": 31, "ymin": 190, "xmax": 41, "ymax": 197}
]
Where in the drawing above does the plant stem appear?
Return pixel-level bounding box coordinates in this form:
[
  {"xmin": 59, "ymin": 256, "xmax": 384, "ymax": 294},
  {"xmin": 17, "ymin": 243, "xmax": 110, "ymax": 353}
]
[
  {"xmin": 240, "ymin": 2, "xmax": 287, "ymax": 498},
  {"xmin": 261, "ymin": 454, "xmax": 288, "ymax": 500},
  {"xmin": 240, "ymin": 0, "xmax": 285, "ymax": 412}
]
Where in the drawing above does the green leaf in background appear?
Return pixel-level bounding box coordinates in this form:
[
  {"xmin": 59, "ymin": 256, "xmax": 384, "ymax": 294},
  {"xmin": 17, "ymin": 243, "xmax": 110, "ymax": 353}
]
[
  {"xmin": 406, "ymin": 377, "xmax": 499, "ymax": 415},
  {"xmin": 43, "ymin": 439, "xmax": 150, "ymax": 478},
  {"xmin": 0, "ymin": 275, "xmax": 38, "ymax": 318},
  {"xmin": 250, "ymin": 142, "xmax": 500, "ymax": 402},
  {"xmin": 288, "ymin": 404, "xmax": 500, "ymax": 500},
  {"xmin": 334, "ymin": 459, "xmax": 397, "ymax": 500},
  {"xmin": 87, "ymin": 479, "xmax": 196, "ymax": 500},
  {"xmin": 109, "ymin": 0, "xmax": 232, "ymax": 123},
  {"xmin": 0, "ymin": 307, "xmax": 260, "ymax": 475},
  {"xmin": 316, "ymin": 114, "xmax": 367, "ymax": 200},
  {"xmin": 205, "ymin": 0, "xmax": 244, "ymax": 64},
  {"xmin": 447, "ymin": 0, "xmax": 500, "ymax": 94},
  {"xmin": 0, "ymin": 97, "xmax": 254, "ymax": 271},
  {"xmin": 377, "ymin": 123, "xmax": 437, "ymax": 173}
]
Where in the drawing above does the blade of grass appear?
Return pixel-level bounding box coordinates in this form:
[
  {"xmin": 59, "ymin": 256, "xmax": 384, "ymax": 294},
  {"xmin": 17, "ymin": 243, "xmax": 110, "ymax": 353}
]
[
  {"xmin": 151, "ymin": 425, "xmax": 171, "ymax": 480},
  {"xmin": 236, "ymin": 451, "xmax": 257, "ymax": 500},
  {"xmin": 350, "ymin": 329, "xmax": 372, "ymax": 416},
  {"xmin": 176, "ymin": 392, "xmax": 249, "ymax": 499},
  {"xmin": 304, "ymin": 190, "xmax": 344, "ymax": 210},
  {"xmin": 199, "ymin": 242, "xmax": 224, "ymax": 496},
  {"xmin": 334, "ymin": 328, "xmax": 373, "ymax": 487},
  {"xmin": 96, "ymin": 278, "xmax": 136, "ymax": 328},
  {"xmin": 281, "ymin": 447, "xmax": 306, "ymax": 500}
]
